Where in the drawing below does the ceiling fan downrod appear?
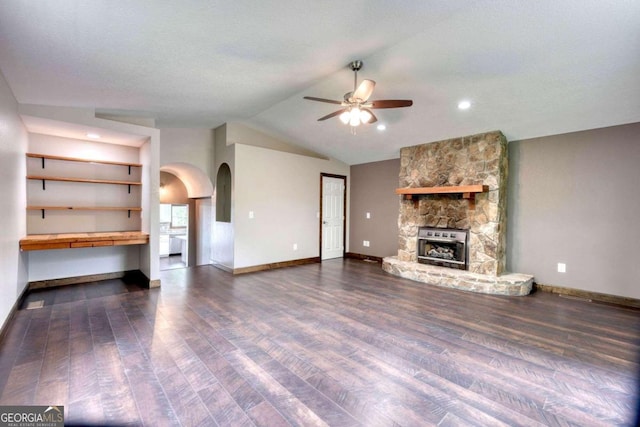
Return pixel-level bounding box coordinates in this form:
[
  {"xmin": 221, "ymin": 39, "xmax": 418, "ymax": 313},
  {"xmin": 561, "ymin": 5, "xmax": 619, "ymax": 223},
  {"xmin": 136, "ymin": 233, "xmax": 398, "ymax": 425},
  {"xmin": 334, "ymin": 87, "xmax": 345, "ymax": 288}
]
[{"xmin": 350, "ymin": 60, "xmax": 363, "ymax": 93}]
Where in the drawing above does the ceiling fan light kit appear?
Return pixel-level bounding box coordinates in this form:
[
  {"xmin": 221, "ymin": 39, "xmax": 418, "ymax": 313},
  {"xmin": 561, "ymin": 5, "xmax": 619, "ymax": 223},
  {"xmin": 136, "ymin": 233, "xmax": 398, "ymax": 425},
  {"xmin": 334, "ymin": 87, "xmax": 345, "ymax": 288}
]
[
  {"xmin": 339, "ymin": 106, "xmax": 373, "ymax": 126},
  {"xmin": 304, "ymin": 60, "xmax": 413, "ymax": 131}
]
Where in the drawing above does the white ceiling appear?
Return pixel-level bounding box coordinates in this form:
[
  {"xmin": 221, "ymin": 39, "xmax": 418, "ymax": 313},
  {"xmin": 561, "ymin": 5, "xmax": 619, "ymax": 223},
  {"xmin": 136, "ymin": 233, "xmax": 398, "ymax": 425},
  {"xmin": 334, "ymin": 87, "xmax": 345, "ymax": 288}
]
[{"xmin": 1, "ymin": 0, "xmax": 639, "ymax": 165}]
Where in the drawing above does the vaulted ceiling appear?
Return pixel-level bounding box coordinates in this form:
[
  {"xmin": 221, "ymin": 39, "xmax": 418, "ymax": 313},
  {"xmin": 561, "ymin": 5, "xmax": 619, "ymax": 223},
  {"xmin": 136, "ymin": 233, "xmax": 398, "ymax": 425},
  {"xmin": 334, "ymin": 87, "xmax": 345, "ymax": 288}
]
[{"xmin": 1, "ymin": 0, "xmax": 639, "ymax": 164}]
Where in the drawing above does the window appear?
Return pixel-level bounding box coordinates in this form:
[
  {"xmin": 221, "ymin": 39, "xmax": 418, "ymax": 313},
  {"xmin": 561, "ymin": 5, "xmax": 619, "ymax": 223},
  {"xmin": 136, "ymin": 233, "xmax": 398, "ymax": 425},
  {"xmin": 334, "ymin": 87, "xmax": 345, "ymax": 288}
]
[
  {"xmin": 171, "ymin": 204, "xmax": 188, "ymax": 228},
  {"xmin": 160, "ymin": 204, "xmax": 172, "ymax": 223}
]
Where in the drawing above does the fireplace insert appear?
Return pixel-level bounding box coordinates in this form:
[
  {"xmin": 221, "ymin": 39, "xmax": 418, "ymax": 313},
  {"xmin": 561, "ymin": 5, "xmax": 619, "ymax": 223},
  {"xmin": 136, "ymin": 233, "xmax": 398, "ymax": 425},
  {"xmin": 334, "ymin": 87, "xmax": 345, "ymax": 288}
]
[{"xmin": 417, "ymin": 227, "xmax": 468, "ymax": 270}]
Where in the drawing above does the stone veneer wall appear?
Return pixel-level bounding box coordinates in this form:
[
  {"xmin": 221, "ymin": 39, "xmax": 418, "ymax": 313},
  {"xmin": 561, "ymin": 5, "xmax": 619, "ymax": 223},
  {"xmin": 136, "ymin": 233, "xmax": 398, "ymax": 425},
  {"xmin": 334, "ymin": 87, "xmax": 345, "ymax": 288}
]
[{"xmin": 397, "ymin": 131, "xmax": 508, "ymax": 276}]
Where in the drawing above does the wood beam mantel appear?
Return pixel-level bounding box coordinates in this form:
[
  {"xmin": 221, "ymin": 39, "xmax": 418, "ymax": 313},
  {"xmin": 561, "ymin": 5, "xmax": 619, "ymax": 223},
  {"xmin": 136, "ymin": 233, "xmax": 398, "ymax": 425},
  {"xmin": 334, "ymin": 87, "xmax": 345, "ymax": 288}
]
[{"xmin": 395, "ymin": 185, "xmax": 488, "ymax": 208}]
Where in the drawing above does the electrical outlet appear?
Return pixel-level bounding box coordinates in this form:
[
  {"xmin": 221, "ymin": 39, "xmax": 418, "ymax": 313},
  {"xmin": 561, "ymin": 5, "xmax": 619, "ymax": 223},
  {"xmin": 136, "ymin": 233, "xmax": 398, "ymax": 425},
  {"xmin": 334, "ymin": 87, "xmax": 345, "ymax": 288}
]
[
  {"xmin": 249, "ymin": 211, "xmax": 254, "ymax": 219},
  {"xmin": 557, "ymin": 263, "xmax": 566, "ymax": 273},
  {"xmin": 363, "ymin": 240, "xmax": 370, "ymax": 247},
  {"xmin": 293, "ymin": 243, "xmax": 298, "ymax": 251}
]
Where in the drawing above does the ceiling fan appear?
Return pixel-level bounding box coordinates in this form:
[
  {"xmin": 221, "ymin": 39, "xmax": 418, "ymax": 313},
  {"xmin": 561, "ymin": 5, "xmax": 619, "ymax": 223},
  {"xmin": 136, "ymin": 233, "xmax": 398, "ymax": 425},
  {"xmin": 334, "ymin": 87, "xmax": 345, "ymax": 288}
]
[{"xmin": 304, "ymin": 60, "xmax": 413, "ymax": 128}]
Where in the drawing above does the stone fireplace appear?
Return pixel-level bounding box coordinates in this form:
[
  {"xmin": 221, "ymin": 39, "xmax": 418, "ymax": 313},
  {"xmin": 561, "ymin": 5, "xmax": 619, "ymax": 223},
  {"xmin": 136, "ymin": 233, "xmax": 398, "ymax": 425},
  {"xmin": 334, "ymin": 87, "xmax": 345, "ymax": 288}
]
[{"xmin": 383, "ymin": 131, "xmax": 533, "ymax": 296}]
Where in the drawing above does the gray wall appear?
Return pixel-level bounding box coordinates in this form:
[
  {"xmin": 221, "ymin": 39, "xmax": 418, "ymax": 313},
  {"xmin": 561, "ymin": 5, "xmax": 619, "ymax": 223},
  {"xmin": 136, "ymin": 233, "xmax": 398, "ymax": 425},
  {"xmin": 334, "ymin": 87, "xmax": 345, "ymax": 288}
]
[
  {"xmin": 349, "ymin": 159, "xmax": 400, "ymax": 258},
  {"xmin": 507, "ymin": 122, "xmax": 640, "ymax": 299}
]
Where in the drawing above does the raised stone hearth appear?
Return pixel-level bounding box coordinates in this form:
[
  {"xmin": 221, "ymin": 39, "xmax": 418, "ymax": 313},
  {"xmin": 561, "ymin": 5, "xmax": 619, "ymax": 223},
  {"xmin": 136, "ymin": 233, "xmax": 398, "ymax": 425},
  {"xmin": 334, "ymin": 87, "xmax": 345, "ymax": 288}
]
[
  {"xmin": 383, "ymin": 257, "xmax": 533, "ymax": 296},
  {"xmin": 384, "ymin": 130, "xmax": 534, "ymax": 295}
]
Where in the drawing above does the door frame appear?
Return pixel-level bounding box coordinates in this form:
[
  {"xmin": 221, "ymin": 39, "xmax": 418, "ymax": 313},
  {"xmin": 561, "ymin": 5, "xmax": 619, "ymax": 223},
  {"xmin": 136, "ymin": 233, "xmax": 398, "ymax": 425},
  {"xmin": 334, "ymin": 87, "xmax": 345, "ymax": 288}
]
[{"xmin": 319, "ymin": 173, "xmax": 347, "ymax": 260}]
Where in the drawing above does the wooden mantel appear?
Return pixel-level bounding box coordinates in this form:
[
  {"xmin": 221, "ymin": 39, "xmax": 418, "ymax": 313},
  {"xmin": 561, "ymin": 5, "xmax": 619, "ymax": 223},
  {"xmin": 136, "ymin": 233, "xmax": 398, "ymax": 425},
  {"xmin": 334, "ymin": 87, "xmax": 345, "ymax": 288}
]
[{"xmin": 395, "ymin": 184, "xmax": 489, "ymax": 208}]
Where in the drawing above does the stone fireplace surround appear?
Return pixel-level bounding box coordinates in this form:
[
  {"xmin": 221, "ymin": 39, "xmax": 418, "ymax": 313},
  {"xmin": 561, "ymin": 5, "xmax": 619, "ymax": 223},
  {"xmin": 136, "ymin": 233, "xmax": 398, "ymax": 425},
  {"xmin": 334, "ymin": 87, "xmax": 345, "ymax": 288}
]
[{"xmin": 382, "ymin": 131, "xmax": 533, "ymax": 296}]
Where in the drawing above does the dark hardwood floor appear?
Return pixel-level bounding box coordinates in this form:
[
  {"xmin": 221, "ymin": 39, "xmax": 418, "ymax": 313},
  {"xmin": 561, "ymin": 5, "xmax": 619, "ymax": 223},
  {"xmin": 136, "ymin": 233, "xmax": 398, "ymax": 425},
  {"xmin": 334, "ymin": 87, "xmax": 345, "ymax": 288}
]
[{"xmin": 0, "ymin": 259, "xmax": 638, "ymax": 426}]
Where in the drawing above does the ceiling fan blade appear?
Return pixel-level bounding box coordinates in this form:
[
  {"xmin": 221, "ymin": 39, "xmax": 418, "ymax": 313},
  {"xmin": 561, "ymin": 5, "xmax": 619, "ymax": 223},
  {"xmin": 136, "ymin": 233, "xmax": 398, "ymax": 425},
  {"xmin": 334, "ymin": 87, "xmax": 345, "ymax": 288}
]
[
  {"xmin": 304, "ymin": 96, "xmax": 342, "ymax": 105},
  {"xmin": 370, "ymin": 99, "xmax": 413, "ymax": 109},
  {"xmin": 362, "ymin": 108, "xmax": 377, "ymax": 124},
  {"xmin": 352, "ymin": 79, "xmax": 376, "ymax": 102},
  {"xmin": 318, "ymin": 109, "xmax": 346, "ymax": 121}
]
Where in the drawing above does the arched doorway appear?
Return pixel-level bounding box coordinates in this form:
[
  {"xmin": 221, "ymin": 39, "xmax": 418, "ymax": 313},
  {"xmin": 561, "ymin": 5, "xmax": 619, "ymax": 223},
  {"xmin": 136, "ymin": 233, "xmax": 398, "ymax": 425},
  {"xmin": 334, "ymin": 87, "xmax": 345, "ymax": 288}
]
[
  {"xmin": 159, "ymin": 171, "xmax": 189, "ymax": 269},
  {"xmin": 159, "ymin": 163, "xmax": 214, "ymax": 269}
]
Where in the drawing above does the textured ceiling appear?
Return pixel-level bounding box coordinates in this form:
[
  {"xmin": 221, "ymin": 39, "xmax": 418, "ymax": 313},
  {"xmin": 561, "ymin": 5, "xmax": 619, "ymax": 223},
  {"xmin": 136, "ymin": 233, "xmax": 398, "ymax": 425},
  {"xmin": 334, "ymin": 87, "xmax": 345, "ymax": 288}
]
[{"xmin": 1, "ymin": 0, "xmax": 639, "ymax": 164}]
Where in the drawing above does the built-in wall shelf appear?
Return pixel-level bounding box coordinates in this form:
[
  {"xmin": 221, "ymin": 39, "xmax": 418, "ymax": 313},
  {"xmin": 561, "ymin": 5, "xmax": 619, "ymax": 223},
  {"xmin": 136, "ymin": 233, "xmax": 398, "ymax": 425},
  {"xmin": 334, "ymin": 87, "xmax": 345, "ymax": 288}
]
[
  {"xmin": 27, "ymin": 153, "xmax": 142, "ymax": 172},
  {"xmin": 27, "ymin": 206, "xmax": 142, "ymax": 211},
  {"xmin": 27, "ymin": 175, "xmax": 141, "ymax": 188},
  {"xmin": 27, "ymin": 206, "xmax": 142, "ymax": 219},
  {"xmin": 20, "ymin": 231, "xmax": 149, "ymax": 251},
  {"xmin": 396, "ymin": 184, "xmax": 489, "ymax": 208},
  {"xmin": 25, "ymin": 150, "xmax": 143, "ymax": 235}
]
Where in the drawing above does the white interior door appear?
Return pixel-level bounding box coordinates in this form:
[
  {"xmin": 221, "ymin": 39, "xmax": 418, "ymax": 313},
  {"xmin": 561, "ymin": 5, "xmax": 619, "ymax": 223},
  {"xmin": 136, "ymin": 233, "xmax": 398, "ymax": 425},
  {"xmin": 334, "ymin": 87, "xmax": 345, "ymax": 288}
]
[{"xmin": 321, "ymin": 175, "xmax": 345, "ymax": 260}]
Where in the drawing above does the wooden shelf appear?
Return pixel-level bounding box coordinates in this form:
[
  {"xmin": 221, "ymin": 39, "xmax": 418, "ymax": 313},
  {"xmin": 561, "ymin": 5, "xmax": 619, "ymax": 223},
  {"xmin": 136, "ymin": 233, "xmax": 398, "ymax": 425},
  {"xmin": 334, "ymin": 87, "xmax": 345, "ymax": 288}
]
[
  {"xmin": 24, "ymin": 151, "xmax": 144, "ymax": 246},
  {"xmin": 27, "ymin": 206, "xmax": 142, "ymax": 211},
  {"xmin": 396, "ymin": 184, "xmax": 489, "ymax": 208},
  {"xmin": 20, "ymin": 231, "xmax": 149, "ymax": 251},
  {"xmin": 27, "ymin": 206, "xmax": 142, "ymax": 218},
  {"xmin": 27, "ymin": 175, "xmax": 142, "ymax": 186},
  {"xmin": 27, "ymin": 153, "xmax": 142, "ymax": 168}
]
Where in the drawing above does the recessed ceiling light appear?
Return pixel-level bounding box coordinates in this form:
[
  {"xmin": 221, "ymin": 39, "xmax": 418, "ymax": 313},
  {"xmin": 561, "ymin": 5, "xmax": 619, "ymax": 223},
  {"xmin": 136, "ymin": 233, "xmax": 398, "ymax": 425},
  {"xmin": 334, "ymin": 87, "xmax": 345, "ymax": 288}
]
[
  {"xmin": 458, "ymin": 100, "xmax": 471, "ymax": 110},
  {"xmin": 377, "ymin": 124, "xmax": 386, "ymax": 131},
  {"xmin": 86, "ymin": 132, "xmax": 101, "ymax": 139}
]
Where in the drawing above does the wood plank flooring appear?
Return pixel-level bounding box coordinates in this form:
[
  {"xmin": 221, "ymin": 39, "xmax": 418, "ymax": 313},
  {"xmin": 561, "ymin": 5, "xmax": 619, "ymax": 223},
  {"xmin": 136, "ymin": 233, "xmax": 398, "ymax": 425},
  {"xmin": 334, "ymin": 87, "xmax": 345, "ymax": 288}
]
[{"xmin": 0, "ymin": 259, "xmax": 639, "ymax": 426}]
